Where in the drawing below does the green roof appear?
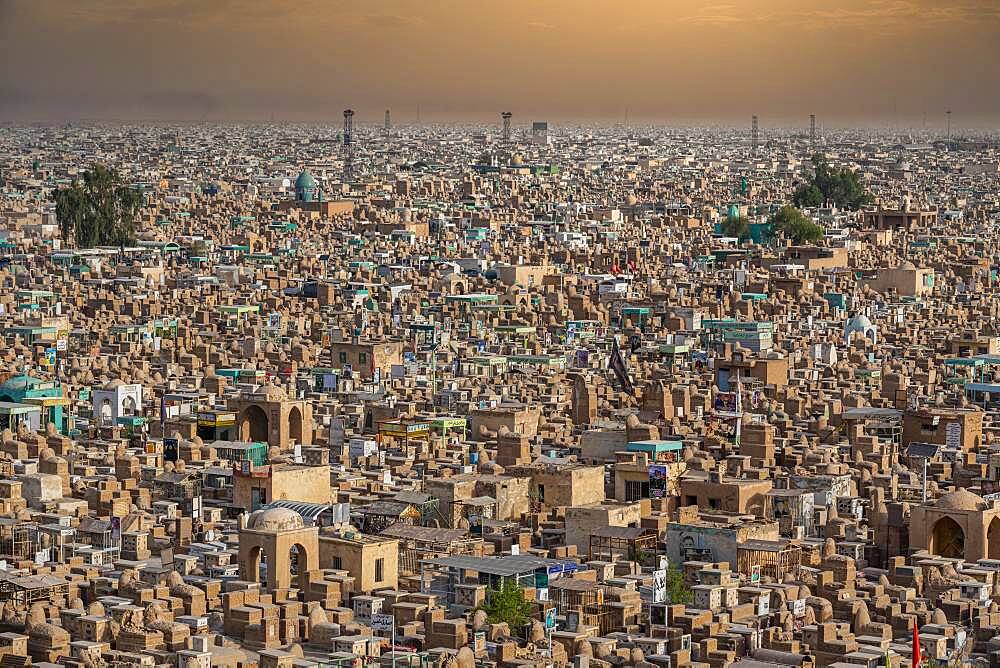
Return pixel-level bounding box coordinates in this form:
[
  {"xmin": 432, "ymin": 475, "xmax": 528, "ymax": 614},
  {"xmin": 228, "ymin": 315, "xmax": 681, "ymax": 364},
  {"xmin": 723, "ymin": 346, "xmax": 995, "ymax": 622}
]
[
  {"xmin": 627, "ymin": 440, "xmax": 683, "ymax": 453},
  {"xmin": 295, "ymin": 169, "xmax": 317, "ymax": 190}
]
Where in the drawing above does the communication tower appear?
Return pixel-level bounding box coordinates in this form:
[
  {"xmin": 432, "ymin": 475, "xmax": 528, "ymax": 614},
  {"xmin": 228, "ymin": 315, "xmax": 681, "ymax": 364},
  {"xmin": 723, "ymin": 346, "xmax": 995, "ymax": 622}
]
[
  {"xmin": 751, "ymin": 115, "xmax": 759, "ymax": 156},
  {"xmin": 810, "ymin": 114, "xmax": 816, "ymax": 145},
  {"xmin": 501, "ymin": 111, "xmax": 512, "ymax": 143},
  {"xmin": 384, "ymin": 109, "xmax": 391, "ymax": 137},
  {"xmin": 343, "ymin": 109, "xmax": 355, "ymax": 179}
]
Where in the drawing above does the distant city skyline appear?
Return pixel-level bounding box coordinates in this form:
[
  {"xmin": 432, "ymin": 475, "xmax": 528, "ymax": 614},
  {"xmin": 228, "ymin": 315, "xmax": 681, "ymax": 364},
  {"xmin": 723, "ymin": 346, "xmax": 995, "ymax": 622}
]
[{"xmin": 2, "ymin": 0, "xmax": 999, "ymax": 127}]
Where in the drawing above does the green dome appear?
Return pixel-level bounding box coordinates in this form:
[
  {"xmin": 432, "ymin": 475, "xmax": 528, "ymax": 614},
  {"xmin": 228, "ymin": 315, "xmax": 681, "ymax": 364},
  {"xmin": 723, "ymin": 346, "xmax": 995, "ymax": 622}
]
[
  {"xmin": 295, "ymin": 169, "xmax": 316, "ymax": 190},
  {"xmin": 295, "ymin": 169, "xmax": 318, "ymax": 202}
]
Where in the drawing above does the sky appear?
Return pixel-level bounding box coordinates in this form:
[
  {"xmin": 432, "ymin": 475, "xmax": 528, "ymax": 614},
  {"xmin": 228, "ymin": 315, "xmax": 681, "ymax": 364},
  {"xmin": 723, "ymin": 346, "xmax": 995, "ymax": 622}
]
[{"xmin": 1, "ymin": 0, "xmax": 999, "ymax": 127}]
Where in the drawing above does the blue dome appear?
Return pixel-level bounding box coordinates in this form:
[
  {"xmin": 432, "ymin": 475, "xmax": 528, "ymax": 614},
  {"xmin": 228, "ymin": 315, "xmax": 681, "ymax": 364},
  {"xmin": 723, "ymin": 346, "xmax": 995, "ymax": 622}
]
[
  {"xmin": 295, "ymin": 169, "xmax": 316, "ymax": 190},
  {"xmin": 295, "ymin": 169, "xmax": 318, "ymax": 202}
]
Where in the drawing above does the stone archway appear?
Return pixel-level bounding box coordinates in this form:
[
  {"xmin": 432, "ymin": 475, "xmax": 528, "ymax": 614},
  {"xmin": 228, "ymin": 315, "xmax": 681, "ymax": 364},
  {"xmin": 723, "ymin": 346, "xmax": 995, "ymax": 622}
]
[
  {"xmin": 288, "ymin": 406, "xmax": 304, "ymax": 448},
  {"xmin": 288, "ymin": 541, "xmax": 309, "ymax": 590},
  {"xmin": 241, "ymin": 405, "xmax": 269, "ymax": 442},
  {"xmin": 989, "ymin": 517, "xmax": 1000, "ymax": 560},
  {"xmin": 101, "ymin": 399, "xmax": 113, "ymax": 422},
  {"xmin": 931, "ymin": 516, "xmax": 965, "ymax": 559},
  {"xmin": 246, "ymin": 545, "xmax": 265, "ymax": 583}
]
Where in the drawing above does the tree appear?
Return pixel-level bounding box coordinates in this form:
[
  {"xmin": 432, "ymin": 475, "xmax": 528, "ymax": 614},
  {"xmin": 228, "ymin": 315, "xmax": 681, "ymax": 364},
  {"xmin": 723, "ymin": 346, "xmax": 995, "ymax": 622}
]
[
  {"xmin": 792, "ymin": 184, "xmax": 824, "ymax": 208},
  {"xmin": 770, "ymin": 205, "xmax": 825, "ymax": 245},
  {"xmin": 480, "ymin": 578, "xmax": 533, "ymax": 628},
  {"xmin": 793, "ymin": 154, "xmax": 872, "ymax": 211},
  {"xmin": 54, "ymin": 164, "xmax": 141, "ymax": 249},
  {"xmin": 720, "ymin": 215, "xmax": 749, "ymax": 241},
  {"xmin": 665, "ymin": 564, "xmax": 692, "ymax": 605}
]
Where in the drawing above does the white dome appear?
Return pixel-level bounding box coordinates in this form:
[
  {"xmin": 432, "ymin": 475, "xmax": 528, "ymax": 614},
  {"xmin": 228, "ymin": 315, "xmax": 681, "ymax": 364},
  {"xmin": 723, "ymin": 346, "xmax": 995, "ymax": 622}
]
[{"xmin": 247, "ymin": 507, "xmax": 304, "ymax": 532}]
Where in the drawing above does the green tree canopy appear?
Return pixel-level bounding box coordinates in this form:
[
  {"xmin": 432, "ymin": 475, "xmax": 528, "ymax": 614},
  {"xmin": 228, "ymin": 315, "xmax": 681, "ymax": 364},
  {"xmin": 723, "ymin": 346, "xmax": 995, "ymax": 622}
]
[
  {"xmin": 54, "ymin": 164, "xmax": 141, "ymax": 249},
  {"xmin": 480, "ymin": 578, "xmax": 533, "ymax": 629},
  {"xmin": 665, "ymin": 564, "xmax": 692, "ymax": 605},
  {"xmin": 770, "ymin": 205, "xmax": 825, "ymax": 245},
  {"xmin": 720, "ymin": 215, "xmax": 749, "ymax": 241},
  {"xmin": 792, "ymin": 154, "xmax": 872, "ymax": 211}
]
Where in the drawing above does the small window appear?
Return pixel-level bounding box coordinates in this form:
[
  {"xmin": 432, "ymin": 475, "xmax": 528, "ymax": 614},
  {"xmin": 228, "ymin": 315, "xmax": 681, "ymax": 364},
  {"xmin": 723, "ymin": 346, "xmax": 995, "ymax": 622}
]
[
  {"xmin": 359, "ymin": 352, "xmax": 368, "ymax": 365},
  {"xmin": 339, "ymin": 352, "xmax": 347, "ymax": 363},
  {"xmin": 332, "ymin": 556, "xmax": 343, "ymax": 570},
  {"xmin": 375, "ymin": 557, "xmax": 385, "ymax": 583}
]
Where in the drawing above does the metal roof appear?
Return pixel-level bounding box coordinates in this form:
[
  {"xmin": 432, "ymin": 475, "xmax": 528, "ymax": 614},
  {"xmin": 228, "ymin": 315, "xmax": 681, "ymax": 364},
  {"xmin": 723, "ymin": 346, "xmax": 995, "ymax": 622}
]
[
  {"xmin": 262, "ymin": 500, "xmax": 350, "ymax": 525},
  {"xmin": 380, "ymin": 522, "xmax": 469, "ymax": 544},
  {"xmin": 420, "ymin": 554, "xmax": 570, "ymax": 577},
  {"xmin": 589, "ymin": 526, "xmax": 654, "ymax": 540},
  {"xmin": 393, "ymin": 491, "xmax": 434, "ymax": 505},
  {"xmin": 907, "ymin": 442, "xmax": 940, "ymax": 459},
  {"xmin": 841, "ymin": 407, "xmax": 902, "ymax": 420}
]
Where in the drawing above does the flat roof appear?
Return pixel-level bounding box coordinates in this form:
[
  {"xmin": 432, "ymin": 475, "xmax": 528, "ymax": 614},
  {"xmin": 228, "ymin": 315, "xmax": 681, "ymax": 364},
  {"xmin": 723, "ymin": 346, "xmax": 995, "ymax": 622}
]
[
  {"xmin": 627, "ymin": 440, "xmax": 683, "ymax": 452},
  {"xmin": 0, "ymin": 402, "xmax": 42, "ymax": 414},
  {"xmin": 380, "ymin": 522, "xmax": 469, "ymax": 544},
  {"xmin": 420, "ymin": 554, "xmax": 573, "ymax": 577},
  {"xmin": 841, "ymin": 407, "xmax": 902, "ymax": 419}
]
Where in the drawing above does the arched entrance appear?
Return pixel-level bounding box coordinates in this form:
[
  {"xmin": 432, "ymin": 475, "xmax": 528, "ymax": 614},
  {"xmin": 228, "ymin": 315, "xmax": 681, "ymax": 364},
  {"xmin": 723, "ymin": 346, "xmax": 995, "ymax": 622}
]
[
  {"xmin": 989, "ymin": 517, "xmax": 1000, "ymax": 560},
  {"xmin": 288, "ymin": 406, "xmax": 304, "ymax": 447},
  {"xmin": 101, "ymin": 399, "xmax": 113, "ymax": 424},
  {"xmin": 241, "ymin": 405, "xmax": 269, "ymax": 442},
  {"xmin": 289, "ymin": 542, "xmax": 309, "ymax": 590},
  {"xmin": 246, "ymin": 545, "xmax": 264, "ymax": 583},
  {"xmin": 931, "ymin": 517, "xmax": 965, "ymax": 559}
]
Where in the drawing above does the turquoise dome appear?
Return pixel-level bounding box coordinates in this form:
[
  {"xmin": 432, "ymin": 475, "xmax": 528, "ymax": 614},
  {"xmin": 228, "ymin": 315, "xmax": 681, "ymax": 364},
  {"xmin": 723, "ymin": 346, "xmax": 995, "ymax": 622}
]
[{"xmin": 295, "ymin": 169, "xmax": 318, "ymax": 202}]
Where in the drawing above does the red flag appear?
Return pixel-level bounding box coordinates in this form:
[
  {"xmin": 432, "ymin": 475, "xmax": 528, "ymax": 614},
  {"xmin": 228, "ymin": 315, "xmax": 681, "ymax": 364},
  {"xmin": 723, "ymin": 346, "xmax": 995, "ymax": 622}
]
[{"xmin": 912, "ymin": 622, "xmax": 921, "ymax": 668}]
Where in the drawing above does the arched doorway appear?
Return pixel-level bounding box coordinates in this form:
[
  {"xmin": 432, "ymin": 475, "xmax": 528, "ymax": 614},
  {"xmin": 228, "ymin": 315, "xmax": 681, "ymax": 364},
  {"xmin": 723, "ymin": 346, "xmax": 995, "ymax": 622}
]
[
  {"xmin": 931, "ymin": 517, "xmax": 965, "ymax": 559},
  {"xmin": 101, "ymin": 399, "xmax": 113, "ymax": 424},
  {"xmin": 288, "ymin": 542, "xmax": 308, "ymax": 590},
  {"xmin": 288, "ymin": 406, "xmax": 304, "ymax": 447},
  {"xmin": 246, "ymin": 545, "xmax": 264, "ymax": 583},
  {"xmin": 988, "ymin": 517, "xmax": 1000, "ymax": 560},
  {"xmin": 241, "ymin": 405, "xmax": 269, "ymax": 442}
]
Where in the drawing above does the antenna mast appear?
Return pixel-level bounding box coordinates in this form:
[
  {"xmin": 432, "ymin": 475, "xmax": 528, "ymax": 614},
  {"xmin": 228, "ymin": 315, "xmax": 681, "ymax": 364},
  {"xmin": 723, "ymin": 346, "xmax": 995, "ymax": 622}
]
[{"xmin": 343, "ymin": 108, "xmax": 355, "ymax": 179}]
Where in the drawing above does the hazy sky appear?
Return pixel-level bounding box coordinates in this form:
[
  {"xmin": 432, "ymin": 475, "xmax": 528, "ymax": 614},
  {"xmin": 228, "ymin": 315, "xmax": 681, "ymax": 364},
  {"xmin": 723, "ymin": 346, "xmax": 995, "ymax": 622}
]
[{"xmin": 2, "ymin": 0, "xmax": 999, "ymax": 126}]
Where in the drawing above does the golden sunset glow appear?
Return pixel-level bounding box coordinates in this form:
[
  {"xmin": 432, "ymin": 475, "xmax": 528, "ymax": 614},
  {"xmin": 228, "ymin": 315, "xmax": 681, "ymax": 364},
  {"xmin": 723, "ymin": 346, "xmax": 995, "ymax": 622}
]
[{"xmin": 1, "ymin": 0, "xmax": 999, "ymax": 124}]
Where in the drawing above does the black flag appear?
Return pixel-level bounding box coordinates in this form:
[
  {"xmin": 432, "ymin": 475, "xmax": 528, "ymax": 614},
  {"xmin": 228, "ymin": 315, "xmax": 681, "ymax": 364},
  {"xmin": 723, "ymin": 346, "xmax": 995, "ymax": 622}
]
[{"xmin": 608, "ymin": 336, "xmax": 634, "ymax": 395}]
